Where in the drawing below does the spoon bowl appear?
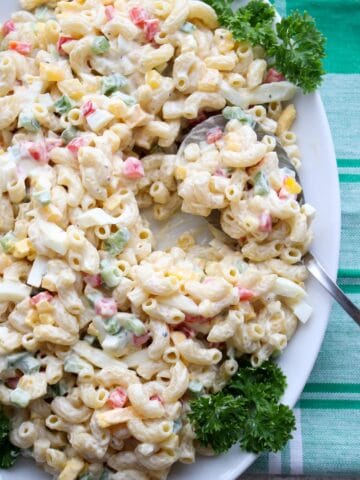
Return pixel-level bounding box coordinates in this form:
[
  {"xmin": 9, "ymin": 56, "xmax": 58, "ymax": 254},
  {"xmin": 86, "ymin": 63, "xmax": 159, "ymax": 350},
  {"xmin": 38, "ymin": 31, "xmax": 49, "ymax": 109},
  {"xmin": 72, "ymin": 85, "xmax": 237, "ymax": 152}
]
[{"xmin": 178, "ymin": 114, "xmax": 360, "ymax": 326}]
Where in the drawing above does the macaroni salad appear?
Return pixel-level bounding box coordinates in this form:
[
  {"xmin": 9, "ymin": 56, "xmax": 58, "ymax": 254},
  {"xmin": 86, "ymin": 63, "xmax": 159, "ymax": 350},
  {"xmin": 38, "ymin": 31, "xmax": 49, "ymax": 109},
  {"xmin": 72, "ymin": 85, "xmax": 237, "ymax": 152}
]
[{"xmin": 0, "ymin": 0, "xmax": 315, "ymax": 479}]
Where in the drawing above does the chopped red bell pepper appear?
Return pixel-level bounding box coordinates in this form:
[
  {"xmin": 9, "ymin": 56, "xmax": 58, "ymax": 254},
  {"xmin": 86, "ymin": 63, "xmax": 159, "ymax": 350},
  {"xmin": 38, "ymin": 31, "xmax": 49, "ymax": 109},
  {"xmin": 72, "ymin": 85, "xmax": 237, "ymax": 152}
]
[
  {"xmin": 108, "ymin": 387, "xmax": 127, "ymax": 408},
  {"xmin": 9, "ymin": 41, "xmax": 31, "ymax": 55},
  {"xmin": 3, "ymin": 20, "xmax": 15, "ymax": 36},
  {"xmin": 105, "ymin": 6, "xmax": 116, "ymax": 20},
  {"xmin": 238, "ymin": 287, "xmax": 255, "ymax": 301},
  {"xmin": 81, "ymin": 100, "xmax": 96, "ymax": 117},
  {"xmin": 206, "ymin": 127, "xmax": 223, "ymax": 144},
  {"xmin": 129, "ymin": 6, "xmax": 150, "ymax": 28},
  {"xmin": 264, "ymin": 68, "xmax": 285, "ymax": 83},
  {"xmin": 56, "ymin": 35, "xmax": 73, "ymax": 55},
  {"xmin": 30, "ymin": 291, "xmax": 53, "ymax": 306}
]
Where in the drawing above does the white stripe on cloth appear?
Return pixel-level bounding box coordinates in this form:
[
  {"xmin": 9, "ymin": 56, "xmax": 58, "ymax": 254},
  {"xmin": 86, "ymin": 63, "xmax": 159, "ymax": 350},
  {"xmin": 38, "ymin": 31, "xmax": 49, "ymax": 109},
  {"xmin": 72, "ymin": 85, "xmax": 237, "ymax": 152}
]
[
  {"xmin": 320, "ymin": 74, "xmax": 360, "ymax": 159},
  {"xmin": 268, "ymin": 452, "xmax": 282, "ymax": 474},
  {"xmin": 289, "ymin": 408, "xmax": 304, "ymax": 475}
]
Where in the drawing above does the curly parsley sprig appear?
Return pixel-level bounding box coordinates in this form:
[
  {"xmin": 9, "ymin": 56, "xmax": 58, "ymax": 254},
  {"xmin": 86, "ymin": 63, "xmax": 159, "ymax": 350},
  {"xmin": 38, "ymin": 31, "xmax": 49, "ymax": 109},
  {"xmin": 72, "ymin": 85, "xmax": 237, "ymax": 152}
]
[
  {"xmin": 225, "ymin": 358, "xmax": 287, "ymax": 402},
  {"xmin": 227, "ymin": 0, "xmax": 277, "ymax": 50},
  {"xmin": 203, "ymin": 0, "xmax": 325, "ymax": 93},
  {"xmin": 188, "ymin": 393, "xmax": 247, "ymax": 454},
  {"xmin": 269, "ymin": 11, "xmax": 326, "ymax": 93},
  {"xmin": 188, "ymin": 360, "xmax": 296, "ymax": 454},
  {"xmin": 0, "ymin": 407, "xmax": 19, "ymax": 469}
]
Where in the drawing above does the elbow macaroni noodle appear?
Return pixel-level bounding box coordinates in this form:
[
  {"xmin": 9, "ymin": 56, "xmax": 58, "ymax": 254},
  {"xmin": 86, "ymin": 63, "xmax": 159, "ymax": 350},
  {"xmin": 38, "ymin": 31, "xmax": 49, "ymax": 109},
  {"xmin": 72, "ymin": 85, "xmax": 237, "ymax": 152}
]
[{"xmin": 0, "ymin": 0, "xmax": 314, "ymax": 478}]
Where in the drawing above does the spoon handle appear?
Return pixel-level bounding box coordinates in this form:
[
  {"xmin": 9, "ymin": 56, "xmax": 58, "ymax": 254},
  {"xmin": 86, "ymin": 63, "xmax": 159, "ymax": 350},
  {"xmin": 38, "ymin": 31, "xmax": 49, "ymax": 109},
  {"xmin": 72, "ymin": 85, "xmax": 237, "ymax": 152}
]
[{"xmin": 304, "ymin": 253, "xmax": 360, "ymax": 326}]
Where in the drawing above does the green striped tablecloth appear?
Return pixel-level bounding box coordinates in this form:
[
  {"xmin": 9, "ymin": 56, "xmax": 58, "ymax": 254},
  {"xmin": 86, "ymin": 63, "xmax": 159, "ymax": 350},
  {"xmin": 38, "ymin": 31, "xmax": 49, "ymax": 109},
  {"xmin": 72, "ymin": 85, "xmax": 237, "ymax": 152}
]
[{"xmin": 247, "ymin": 0, "xmax": 360, "ymax": 476}]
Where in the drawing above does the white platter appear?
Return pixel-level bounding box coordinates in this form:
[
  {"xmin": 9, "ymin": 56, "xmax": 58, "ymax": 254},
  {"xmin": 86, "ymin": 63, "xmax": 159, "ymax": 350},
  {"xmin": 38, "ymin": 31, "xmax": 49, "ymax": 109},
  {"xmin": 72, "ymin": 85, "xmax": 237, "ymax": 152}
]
[{"xmin": 0, "ymin": 1, "xmax": 341, "ymax": 479}]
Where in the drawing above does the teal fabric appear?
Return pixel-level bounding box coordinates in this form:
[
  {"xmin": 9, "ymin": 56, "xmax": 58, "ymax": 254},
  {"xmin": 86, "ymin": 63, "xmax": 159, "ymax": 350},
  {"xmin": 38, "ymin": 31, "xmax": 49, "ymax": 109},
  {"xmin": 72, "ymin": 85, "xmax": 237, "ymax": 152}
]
[{"xmin": 248, "ymin": 0, "xmax": 360, "ymax": 475}]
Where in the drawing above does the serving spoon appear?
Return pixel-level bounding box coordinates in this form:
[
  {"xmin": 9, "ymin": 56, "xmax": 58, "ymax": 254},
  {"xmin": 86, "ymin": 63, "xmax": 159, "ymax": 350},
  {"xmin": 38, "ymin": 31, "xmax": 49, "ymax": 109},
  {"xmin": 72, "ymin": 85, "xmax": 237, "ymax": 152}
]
[{"xmin": 179, "ymin": 114, "xmax": 360, "ymax": 326}]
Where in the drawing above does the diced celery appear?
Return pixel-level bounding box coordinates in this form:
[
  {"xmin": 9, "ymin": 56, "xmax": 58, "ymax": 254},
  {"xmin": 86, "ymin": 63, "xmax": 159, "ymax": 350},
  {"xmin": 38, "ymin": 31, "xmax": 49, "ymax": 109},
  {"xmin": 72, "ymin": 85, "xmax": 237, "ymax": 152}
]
[
  {"xmin": 83, "ymin": 334, "xmax": 96, "ymax": 345},
  {"xmin": 61, "ymin": 126, "xmax": 78, "ymax": 144},
  {"xmin": 64, "ymin": 354, "xmax": 86, "ymax": 374},
  {"xmin": 227, "ymin": 346, "xmax": 235, "ymax": 359},
  {"xmin": 222, "ymin": 106, "xmax": 254, "ymax": 126},
  {"xmin": 0, "ymin": 232, "xmax": 16, "ymax": 253},
  {"xmin": 235, "ymin": 260, "xmax": 248, "ymax": 273},
  {"xmin": 271, "ymin": 348, "xmax": 281, "ymax": 358},
  {"xmin": 18, "ymin": 112, "xmax": 41, "ymax": 133},
  {"xmin": 102, "ymin": 330, "xmax": 129, "ymax": 352},
  {"xmin": 253, "ymin": 171, "xmax": 269, "ymax": 196},
  {"xmin": 104, "ymin": 317, "xmax": 121, "ymax": 335},
  {"xmin": 7, "ymin": 353, "xmax": 40, "ymax": 374},
  {"xmin": 10, "ymin": 388, "xmax": 31, "ymax": 407},
  {"xmin": 92, "ymin": 36, "xmax": 110, "ymax": 55},
  {"xmin": 54, "ymin": 95, "xmax": 73, "ymax": 115},
  {"xmin": 99, "ymin": 469, "xmax": 111, "ymax": 480},
  {"xmin": 6, "ymin": 352, "xmax": 27, "ymax": 367},
  {"xmin": 280, "ymin": 167, "xmax": 296, "ymax": 179},
  {"xmin": 112, "ymin": 92, "xmax": 137, "ymax": 106},
  {"xmin": 188, "ymin": 380, "xmax": 203, "ymax": 395},
  {"xmin": 47, "ymin": 380, "xmax": 69, "ymax": 397},
  {"xmin": 149, "ymin": 144, "xmax": 163, "ymax": 155},
  {"xmin": 57, "ymin": 381, "xmax": 70, "ymax": 395},
  {"xmin": 32, "ymin": 190, "xmax": 51, "ymax": 205},
  {"xmin": 104, "ymin": 227, "xmax": 131, "ymax": 256},
  {"xmin": 102, "ymin": 74, "xmax": 128, "ymax": 96},
  {"xmin": 85, "ymin": 286, "xmax": 102, "ymax": 306},
  {"xmin": 180, "ymin": 22, "xmax": 196, "ymax": 33},
  {"xmin": 123, "ymin": 316, "xmax": 146, "ymax": 336},
  {"xmin": 114, "ymin": 329, "xmax": 131, "ymax": 348},
  {"xmin": 48, "ymin": 44, "xmax": 60, "ymax": 60},
  {"xmin": 34, "ymin": 5, "xmax": 56, "ymax": 21},
  {"xmin": 100, "ymin": 259, "xmax": 122, "ymax": 288},
  {"xmin": 78, "ymin": 474, "xmax": 93, "ymax": 480},
  {"xmin": 8, "ymin": 145, "xmax": 22, "ymax": 162},
  {"xmin": 173, "ymin": 418, "xmax": 182, "ymax": 434}
]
